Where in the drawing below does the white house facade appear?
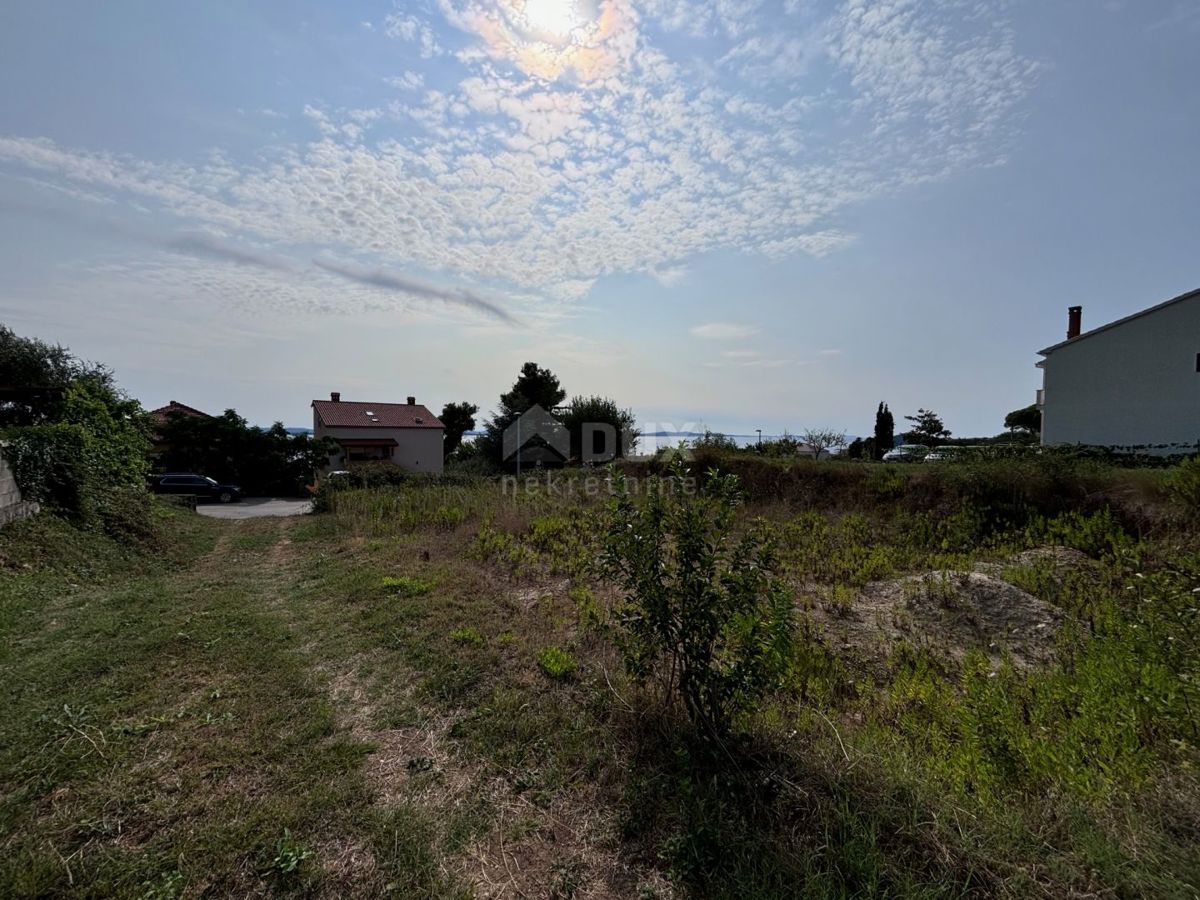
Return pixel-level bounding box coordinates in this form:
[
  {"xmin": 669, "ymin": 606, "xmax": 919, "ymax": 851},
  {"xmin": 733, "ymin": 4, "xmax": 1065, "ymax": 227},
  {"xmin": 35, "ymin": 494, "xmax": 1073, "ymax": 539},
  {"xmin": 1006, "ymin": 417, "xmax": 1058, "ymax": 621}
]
[
  {"xmin": 312, "ymin": 393, "xmax": 445, "ymax": 474},
  {"xmin": 1036, "ymin": 288, "xmax": 1200, "ymax": 453}
]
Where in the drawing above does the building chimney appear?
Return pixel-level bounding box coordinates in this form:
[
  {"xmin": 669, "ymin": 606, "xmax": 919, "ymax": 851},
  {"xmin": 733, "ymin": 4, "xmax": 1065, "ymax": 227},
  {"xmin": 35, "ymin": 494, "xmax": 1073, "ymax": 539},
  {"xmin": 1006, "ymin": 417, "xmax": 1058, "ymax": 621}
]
[
  {"xmin": 1067, "ymin": 306, "xmax": 1082, "ymax": 340},
  {"xmin": 407, "ymin": 395, "xmax": 416, "ymax": 405},
  {"xmin": 330, "ymin": 391, "xmax": 341, "ymax": 402}
]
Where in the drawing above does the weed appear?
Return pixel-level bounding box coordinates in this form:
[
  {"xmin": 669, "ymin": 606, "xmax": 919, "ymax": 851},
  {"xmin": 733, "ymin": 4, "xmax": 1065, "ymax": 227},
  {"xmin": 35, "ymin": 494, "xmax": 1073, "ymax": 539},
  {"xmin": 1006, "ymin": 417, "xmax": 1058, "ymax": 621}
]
[
  {"xmin": 1168, "ymin": 456, "xmax": 1200, "ymax": 517},
  {"xmin": 570, "ymin": 583, "xmax": 604, "ymax": 631},
  {"xmin": 451, "ymin": 626, "xmax": 485, "ymax": 647},
  {"xmin": 381, "ymin": 574, "xmax": 436, "ymax": 597},
  {"xmin": 270, "ymin": 828, "xmax": 314, "ymax": 876},
  {"xmin": 549, "ymin": 858, "xmax": 587, "ymax": 898},
  {"xmin": 820, "ymin": 583, "xmax": 856, "ymax": 618},
  {"xmin": 407, "ymin": 755, "xmax": 435, "ymax": 774},
  {"xmin": 137, "ymin": 871, "xmax": 186, "ymax": 899},
  {"xmin": 538, "ymin": 646, "xmax": 578, "ymax": 679}
]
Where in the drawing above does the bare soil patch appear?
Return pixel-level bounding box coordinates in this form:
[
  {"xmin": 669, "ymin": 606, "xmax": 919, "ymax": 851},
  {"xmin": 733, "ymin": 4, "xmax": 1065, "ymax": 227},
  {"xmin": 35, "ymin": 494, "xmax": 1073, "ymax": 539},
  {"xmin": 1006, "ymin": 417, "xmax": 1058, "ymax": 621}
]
[{"xmin": 810, "ymin": 569, "xmax": 1065, "ymax": 670}]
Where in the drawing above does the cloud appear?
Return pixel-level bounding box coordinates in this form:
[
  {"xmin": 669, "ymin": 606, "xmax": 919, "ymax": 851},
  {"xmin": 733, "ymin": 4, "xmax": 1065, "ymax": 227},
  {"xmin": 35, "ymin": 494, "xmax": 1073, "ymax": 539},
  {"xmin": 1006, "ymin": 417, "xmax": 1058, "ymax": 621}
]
[
  {"xmin": 691, "ymin": 322, "xmax": 759, "ymax": 339},
  {"xmin": 384, "ymin": 71, "xmax": 425, "ymax": 90},
  {"xmin": 312, "ymin": 257, "xmax": 516, "ymax": 324},
  {"xmin": 650, "ymin": 265, "xmax": 687, "ymax": 287},
  {"xmin": 0, "ymin": 193, "xmax": 521, "ymax": 324},
  {"xmin": 0, "ymin": 0, "xmax": 1037, "ymax": 314},
  {"xmin": 166, "ymin": 232, "xmax": 298, "ymax": 272},
  {"xmin": 383, "ymin": 12, "xmax": 442, "ymax": 57}
]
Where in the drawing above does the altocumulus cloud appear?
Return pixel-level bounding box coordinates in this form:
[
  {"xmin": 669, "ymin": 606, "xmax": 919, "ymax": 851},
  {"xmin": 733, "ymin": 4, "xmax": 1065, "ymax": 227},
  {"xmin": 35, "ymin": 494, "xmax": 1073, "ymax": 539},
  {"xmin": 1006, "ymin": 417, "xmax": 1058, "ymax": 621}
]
[{"xmin": 0, "ymin": 1, "xmax": 1038, "ymax": 315}]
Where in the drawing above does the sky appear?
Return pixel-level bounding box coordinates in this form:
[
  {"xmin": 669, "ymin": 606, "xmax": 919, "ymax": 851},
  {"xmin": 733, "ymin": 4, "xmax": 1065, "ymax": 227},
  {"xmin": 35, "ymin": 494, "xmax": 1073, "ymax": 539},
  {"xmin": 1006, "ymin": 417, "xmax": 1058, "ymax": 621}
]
[{"xmin": 0, "ymin": 1, "xmax": 1197, "ymax": 438}]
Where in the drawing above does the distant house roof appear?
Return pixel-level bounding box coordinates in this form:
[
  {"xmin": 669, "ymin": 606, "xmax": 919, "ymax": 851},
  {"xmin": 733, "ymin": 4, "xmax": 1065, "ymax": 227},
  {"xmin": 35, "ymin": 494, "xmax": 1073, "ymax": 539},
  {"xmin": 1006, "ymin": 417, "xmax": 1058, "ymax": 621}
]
[
  {"xmin": 312, "ymin": 398, "xmax": 444, "ymax": 430},
  {"xmin": 1038, "ymin": 286, "xmax": 1200, "ymax": 356},
  {"xmin": 149, "ymin": 400, "xmax": 211, "ymax": 426}
]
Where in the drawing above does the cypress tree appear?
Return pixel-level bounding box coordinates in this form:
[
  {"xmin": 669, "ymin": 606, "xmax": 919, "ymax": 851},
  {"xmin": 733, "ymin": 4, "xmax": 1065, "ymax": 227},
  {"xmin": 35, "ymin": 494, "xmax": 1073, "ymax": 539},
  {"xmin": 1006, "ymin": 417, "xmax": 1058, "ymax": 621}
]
[{"xmin": 873, "ymin": 402, "xmax": 894, "ymax": 460}]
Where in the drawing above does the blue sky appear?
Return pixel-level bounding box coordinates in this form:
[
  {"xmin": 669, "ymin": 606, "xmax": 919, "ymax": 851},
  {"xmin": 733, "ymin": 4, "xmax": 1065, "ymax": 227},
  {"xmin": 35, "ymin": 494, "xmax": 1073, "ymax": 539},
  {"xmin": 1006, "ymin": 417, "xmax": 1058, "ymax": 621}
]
[{"xmin": 1, "ymin": 0, "xmax": 1197, "ymax": 438}]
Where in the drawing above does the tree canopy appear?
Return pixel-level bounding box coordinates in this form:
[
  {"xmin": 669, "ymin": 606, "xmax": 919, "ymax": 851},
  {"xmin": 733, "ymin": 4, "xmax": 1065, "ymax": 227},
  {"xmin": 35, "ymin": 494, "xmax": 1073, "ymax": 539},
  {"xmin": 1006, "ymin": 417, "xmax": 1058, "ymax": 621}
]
[
  {"xmin": 157, "ymin": 411, "xmax": 337, "ymax": 495},
  {"xmin": 1004, "ymin": 404, "xmax": 1042, "ymax": 436},
  {"xmin": 479, "ymin": 364, "xmax": 637, "ymax": 466},
  {"xmin": 498, "ymin": 362, "xmax": 566, "ymax": 414},
  {"xmin": 903, "ymin": 408, "xmax": 951, "ymax": 446},
  {"xmin": 440, "ymin": 401, "xmax": 479, "ymax": 457},
  {"xmin": 799, "ymin": 427, "xmax": 847, "ymax": 460},
  {"xmin": 560, "ymin": 395, "xmax": 639, "ymax": 461},
  {"xmin": 0, "ymin": 325, "xmax": 150, "ymax": 522}
]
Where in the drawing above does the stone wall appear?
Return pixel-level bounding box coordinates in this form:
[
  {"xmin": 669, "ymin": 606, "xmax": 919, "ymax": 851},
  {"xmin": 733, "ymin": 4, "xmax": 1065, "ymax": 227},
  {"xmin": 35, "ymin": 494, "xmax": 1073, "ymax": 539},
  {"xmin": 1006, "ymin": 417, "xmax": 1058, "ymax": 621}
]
[{"xmin": 0, "ymin": 449, "xmax": 40, "ymax": 528}]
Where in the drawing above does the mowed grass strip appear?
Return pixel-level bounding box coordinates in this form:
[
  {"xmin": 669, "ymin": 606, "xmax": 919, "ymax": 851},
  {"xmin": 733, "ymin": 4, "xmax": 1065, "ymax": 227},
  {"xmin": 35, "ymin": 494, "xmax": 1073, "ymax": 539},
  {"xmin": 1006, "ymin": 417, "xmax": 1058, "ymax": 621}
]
[{"xmin": 0, "ymin": 511, "xmax": 447, "ymax": 897}]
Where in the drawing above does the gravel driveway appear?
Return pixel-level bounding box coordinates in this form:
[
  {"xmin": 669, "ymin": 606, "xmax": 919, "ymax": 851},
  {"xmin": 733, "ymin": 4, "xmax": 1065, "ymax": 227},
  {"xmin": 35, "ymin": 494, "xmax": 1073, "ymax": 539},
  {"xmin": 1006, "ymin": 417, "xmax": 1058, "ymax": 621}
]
[{"xmin": 197, "ymin": 497, "xmax": 313, "ymax": 519}]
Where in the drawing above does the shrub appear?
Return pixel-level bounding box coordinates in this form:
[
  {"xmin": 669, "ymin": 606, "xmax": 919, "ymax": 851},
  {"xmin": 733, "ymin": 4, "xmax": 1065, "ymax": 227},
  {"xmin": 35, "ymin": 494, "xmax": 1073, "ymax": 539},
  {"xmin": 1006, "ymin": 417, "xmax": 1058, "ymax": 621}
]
[
  {"xmin": 537, "ymin": 646, "xmax": 578, "ymax": 679},
  {"xmin": 2, "ymin": 424, "xmax": 92, "ymax": 516},
  {"xmin": 1167, "ymin": 456, "xmax": 1200, "ymax": 518},
  {"xmin": 603, "ymin": 462, "xmax": 794, "ymax": 738}
]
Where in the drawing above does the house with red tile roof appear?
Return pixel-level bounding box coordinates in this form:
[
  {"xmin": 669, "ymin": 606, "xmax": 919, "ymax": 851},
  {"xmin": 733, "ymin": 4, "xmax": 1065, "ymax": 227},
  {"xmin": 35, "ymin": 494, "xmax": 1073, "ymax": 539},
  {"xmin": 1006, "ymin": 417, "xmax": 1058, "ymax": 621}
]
[
  {"xmin": 148, "ymin": 400, "xmax": 211, "ymax": 428},
  {"xmin": 312, "ymin": 392, "xmax": 445, "ymax": 474},
  {"xmin": 147, "ymin": 401, "xmax": 213, "ymax": 459}
]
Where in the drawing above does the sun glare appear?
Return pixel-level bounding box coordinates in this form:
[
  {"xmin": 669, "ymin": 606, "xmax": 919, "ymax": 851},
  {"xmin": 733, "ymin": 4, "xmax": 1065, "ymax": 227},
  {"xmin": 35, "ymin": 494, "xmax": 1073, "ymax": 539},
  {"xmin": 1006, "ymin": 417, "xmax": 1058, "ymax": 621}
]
[{"xmin": 521, "ymin": 0, "xmax": 582, "ymax": 38}]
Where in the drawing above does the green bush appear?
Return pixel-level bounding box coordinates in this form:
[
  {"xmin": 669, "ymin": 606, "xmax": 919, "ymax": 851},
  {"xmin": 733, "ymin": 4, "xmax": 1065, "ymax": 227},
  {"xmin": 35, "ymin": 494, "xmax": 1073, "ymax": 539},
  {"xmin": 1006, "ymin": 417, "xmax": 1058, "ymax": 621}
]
[
  {"xmin": 604, "ymin": 462, "xmax": 794, "ymax": 738},
  {"xmin": 1, "ymin": 351, "xmax": 153, "ymax": 539},
  {"xmin": 537, "ymin": 646, "xmax": 578, "ymax": 679},
  {"xmin": 1167, "ymin": 456, "xmax": 1200, "ymax": 517},
  {"xmin": 3, "ymin": 424, "xmax": 93, "ymax": 516}
]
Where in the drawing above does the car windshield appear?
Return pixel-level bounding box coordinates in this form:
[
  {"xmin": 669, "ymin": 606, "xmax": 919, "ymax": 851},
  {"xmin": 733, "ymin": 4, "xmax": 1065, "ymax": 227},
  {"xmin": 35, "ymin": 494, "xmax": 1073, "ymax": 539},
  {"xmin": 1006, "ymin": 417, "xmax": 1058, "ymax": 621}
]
[{"xmin": 205, "ymin": 477, "xmax": 219, "ymax": 486}]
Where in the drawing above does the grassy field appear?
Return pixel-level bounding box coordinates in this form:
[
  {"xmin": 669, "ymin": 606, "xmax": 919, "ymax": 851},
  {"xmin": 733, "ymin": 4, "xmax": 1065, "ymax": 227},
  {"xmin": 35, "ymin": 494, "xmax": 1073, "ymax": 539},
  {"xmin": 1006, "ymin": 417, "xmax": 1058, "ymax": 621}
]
[{"xmin": 1, "ymin": 461, "xmax": 1198, "ymax": 898}]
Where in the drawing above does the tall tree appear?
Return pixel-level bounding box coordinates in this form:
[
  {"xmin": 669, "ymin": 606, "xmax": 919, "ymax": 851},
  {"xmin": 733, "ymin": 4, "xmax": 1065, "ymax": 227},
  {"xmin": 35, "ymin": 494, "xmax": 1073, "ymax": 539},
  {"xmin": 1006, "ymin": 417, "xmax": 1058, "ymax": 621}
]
[
  {"xmin": 873, "ymin": 402, "xmax": 894, "ymax": 460},
  {"xmin": 478, "ymin": 362, "xmax": 567, "ymax": 464},
  {"xmin": 1004, "ymin": 404, "xmax": 1042, "ymax": 436},
  {"xmin": 903, "ymin": 408, "xmax": 951, "ymax": 446},
  {"xmin": 440, "ymin": 401, "xmax": 479, "ymax": 457}
]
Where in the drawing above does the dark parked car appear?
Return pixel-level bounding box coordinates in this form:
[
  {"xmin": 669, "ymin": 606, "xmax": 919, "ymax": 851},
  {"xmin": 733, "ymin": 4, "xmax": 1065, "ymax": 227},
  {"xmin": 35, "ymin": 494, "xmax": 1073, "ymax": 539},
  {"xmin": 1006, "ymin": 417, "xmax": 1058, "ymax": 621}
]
[{"xmin": 151, "ymin": 473, "xmax": 243, "ymax": 503}]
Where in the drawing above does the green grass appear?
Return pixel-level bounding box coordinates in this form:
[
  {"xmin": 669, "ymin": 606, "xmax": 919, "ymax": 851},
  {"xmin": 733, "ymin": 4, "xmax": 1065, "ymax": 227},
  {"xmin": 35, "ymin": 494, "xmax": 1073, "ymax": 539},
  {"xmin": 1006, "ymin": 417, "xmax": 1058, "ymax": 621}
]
[{"xmin": 0, "ymin": 472, "xmax": 1197, "ymax": 897}]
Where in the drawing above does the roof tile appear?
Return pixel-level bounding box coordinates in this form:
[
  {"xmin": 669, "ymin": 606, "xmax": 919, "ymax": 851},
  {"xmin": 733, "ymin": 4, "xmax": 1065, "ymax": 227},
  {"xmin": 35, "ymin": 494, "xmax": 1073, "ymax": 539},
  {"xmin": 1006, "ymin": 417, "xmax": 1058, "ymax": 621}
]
[{"xmin": 312, "ymin": 399, "xmax": 443, "ymax": 429}]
